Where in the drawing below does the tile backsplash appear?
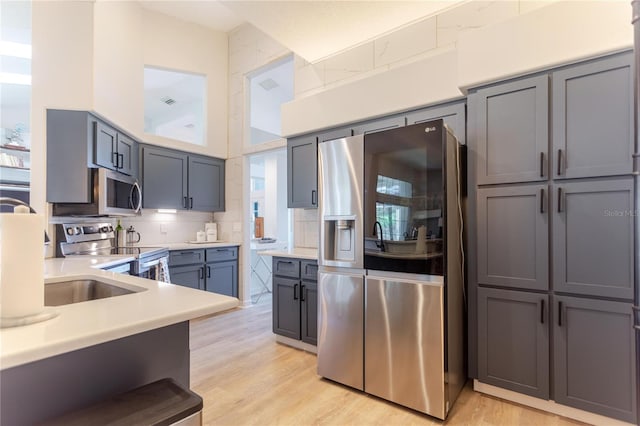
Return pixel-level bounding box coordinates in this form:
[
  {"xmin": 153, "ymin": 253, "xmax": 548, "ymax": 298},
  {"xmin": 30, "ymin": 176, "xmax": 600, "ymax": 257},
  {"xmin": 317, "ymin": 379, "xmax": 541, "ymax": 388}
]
[
  {"xmin": 293, "ymin": 208, "xmax": 319, "ymax": 249},
  {"xmin": 118, "ymin": 210, "xmax": 215, "ymax": 246}
]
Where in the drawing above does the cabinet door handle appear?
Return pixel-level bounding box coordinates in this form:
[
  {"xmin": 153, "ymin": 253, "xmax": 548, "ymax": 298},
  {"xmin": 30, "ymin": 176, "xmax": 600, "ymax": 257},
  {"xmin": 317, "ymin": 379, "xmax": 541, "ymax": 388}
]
[
  {"xmin": 557, "ymin": 187, "xmax": 563, "ymax": 213},
  {"xmin": 540, "ymin": 300, "xmax": 545, "ymax": 324},
  {"xmin": 540, "ymin": 188, "xmax": 545, "ymax": 214},
  {"xmin": 183, "ymin": 196, "xmax": 188, "ymax": 208},
  {"xmin": 117, "ymin": 153, "xmax": 123, "ymax": 169},
  {"xmin": 199, "ymin": 266, "xmax": 204, "ymax": 280},
  {"xmin": 112, "ymin": 152, "xmax": 119, "ymax": 167},
  {"xmin": 557, "ymin": 149, "xmax": 563, "ymax": 176},
  {"xmin": 300, "ymin": 285, "xmax": 306, "ymax": 302},
  {"xmin": 189, "ymin": 197, "xmax": 193, "ymax": 209},
  {"xmin": 207, "ymin": 265, "xmax": 211, "ymax": 278},
  {"xmin": 293, "ymin": 284, "xmax": 298, "ymax": 300},
  {"xmin": 558, "ymin": 301, "xmax": 563, "ymax": 327},
  {"xmin": 311, "ymin": 190, "xmax": 317, "ymax": 206},
  {"xmin": 539, "ymin": 152, "xmax": 544, "ymax": 178}
]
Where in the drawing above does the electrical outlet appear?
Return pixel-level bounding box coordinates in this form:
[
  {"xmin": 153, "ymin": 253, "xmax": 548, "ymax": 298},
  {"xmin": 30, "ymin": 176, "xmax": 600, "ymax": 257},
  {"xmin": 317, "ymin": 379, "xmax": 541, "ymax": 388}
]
[{"xmin": 160, "ymin": 223, "xmax": 168, "ymax": 234}]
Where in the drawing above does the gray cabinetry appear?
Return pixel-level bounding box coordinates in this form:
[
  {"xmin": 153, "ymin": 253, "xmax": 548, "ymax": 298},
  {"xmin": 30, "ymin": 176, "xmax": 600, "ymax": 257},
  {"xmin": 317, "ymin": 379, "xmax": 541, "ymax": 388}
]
[
  {"xmin": 475, "ymin": 75, "xmax": 549, "ymax": 185},
  {"xmin": 552, "ymin": 53, "xmax": 633, "ymax": 179},
  {"xmin": 477, "ymin": 185, "xmax": 548, "ymax": 291},
  {"xmin": 141, "ymin": 145, "xmax": 225, "ymax": 212},
  {"xmin": 287, "ymin": 135, "xmax": 318, "ymax": 208},
  {"xmin": 351, "ymin": 114, "xmax": 405, "ymax": 135},
  {"xmin": 46, "ymin": 109, "xmax": 139, "ymax": 203},
  {"xmin": 141, "ymin": 146, "xmax": 188, "ymax": 210},
  {"xmin": 188, "ymin": 155, "xmax": 225, "ymax": 211},
  {"xmin": 94, "ymin": 120, "xmax": 137, "ymax": 176},
  {"xmin": 552, "ymin": 178, "xmax": 634, "ymax": 300},
  {"xmin": 553, "ymin": 295, "xmax": 636, "ymax": 422},
  {"xmin": 477, "ymin": 287, "xmax": 549, "ymax": 399},
  {"xmin": 272, "ymin": 257, "xmax": 318, "ymax": 345},
  {"xmin": 169, "ymin": 247, "xmax": 238, "ymax": 297}
]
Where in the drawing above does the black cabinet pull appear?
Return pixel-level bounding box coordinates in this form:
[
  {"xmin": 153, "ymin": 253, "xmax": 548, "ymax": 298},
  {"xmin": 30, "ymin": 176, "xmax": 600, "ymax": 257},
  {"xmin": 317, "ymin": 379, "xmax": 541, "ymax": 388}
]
[
  {"xmin": 293, "ymin": 284, "xmax": 298, "ymax": 300},
  {"xmin": 118, "ymin": 153, "xmax": 124, "ymax": 169},
  {"xmin": 557, "ymin": 187, "xmax": 563, "ymax": 213},
  {"xmin": 557, "ymin": 149, "xmax": 563, "ymax": 176},
  {"xmin": 112, "ymin": 152, "xmax": 119, "ymax": 167},
  {"xmin": 189, "ymin": 197, "xmax": 193, "ymax": 209},
  {"xmin": 279, "ymin": 261, "xmax": 293, "ymax": 265},
  {"xmin": 183, "ymin": 196, "xmax": 188, "ymax": 208},
  {"xmin": 540, "ymin": 300, "xmax": 545, "ymax": 324},
  {"xmin": 300, "ymin": 285, "xmax": 306, "ymax": 302},
  {"xmin": 199, "ymin": 266, "xmax": 204, "ymax": 280},
  {"xmin": 311, "ymin": 190, "xmax": 317, "ymax": 205},
  {"xmin": 540, "ymin": 188, "xmax": 545, "ymax": 214},
  {"xmin": 539, "ymin": 152, "xmax": 544, "ymax": 178},
  {"xmin": 558, "ymin": 301, "xmax": 563, "ymax": 327},
  {"xmin": 207, "ymin": 265, "xmax": 211, "ymax": 278}
]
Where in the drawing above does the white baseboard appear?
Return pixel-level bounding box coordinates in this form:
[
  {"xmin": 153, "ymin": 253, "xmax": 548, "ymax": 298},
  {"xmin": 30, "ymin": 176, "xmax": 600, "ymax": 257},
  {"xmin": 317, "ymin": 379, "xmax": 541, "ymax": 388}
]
[
  {"xmin": 473, "ymin": 380, "xmax": 636, "ymax": 426},
  {"xmin": 275, "ymin": 335, "xmax": 317, "ymax": 354}
]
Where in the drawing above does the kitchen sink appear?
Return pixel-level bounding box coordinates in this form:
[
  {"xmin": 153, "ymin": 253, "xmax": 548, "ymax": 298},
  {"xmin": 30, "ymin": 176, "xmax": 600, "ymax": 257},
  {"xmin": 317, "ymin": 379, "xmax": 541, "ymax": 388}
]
[{"xmin": 45, "ymin": 279, "xmax": 145, "ymax": 306}]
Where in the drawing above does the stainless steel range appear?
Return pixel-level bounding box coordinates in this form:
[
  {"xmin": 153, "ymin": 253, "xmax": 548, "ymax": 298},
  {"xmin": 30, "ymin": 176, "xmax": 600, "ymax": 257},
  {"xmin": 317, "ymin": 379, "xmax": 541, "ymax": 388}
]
[{"xmin": 55, "ymin": 222, "xmax": 170, "ymax": 280}]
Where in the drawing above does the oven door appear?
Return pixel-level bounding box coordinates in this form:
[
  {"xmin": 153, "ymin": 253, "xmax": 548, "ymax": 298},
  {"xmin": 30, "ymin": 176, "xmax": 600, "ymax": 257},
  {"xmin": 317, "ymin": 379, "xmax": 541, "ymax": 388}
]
[{"xmin": 98, "ymin": 168, "xmax": 142, "ymax": 216}]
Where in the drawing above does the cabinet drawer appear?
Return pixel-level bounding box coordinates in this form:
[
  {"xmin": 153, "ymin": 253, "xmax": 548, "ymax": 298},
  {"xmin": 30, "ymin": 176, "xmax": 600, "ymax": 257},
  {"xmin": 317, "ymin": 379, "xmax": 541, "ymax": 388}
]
[
  {"xmin": 301, "ymin": 260, "xmax": 318, "ymax": 281},
  {"xmin": 206, "ymin": 246, "xmax": 238, "ymax": 262},
  {"xmin": 273, "ymin": 258, "xmax": 300, "ymax": 278},
  {"xmin": 169, "ymin": 249, "xmax": 205, "ymax": 266}
]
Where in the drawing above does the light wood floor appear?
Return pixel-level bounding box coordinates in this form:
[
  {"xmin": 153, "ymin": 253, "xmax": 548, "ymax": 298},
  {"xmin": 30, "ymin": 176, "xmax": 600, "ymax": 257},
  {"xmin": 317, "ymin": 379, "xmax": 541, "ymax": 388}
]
[{"xmin": 190, "ymin": 296, "xmax": 586, "ymax": 426}]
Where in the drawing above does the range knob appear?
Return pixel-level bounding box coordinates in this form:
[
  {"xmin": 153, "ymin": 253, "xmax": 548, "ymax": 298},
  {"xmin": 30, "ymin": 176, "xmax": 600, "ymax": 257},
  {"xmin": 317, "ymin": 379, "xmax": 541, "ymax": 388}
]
[
  {"xmin": 100, "ymin": 226, "xmax": 110, "ymax": 233},
  {"xmin": 66, "ymin": 227, "xmax": 75, "ymax": 236}
]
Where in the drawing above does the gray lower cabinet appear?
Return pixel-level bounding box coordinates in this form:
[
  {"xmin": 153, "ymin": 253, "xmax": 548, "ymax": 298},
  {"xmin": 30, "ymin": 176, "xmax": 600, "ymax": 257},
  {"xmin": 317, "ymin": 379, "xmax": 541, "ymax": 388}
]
[
  {"xmin": 287, "ymin": 135, "xmax": 318, "ymax": 208},
  {"xmin": 475, "ymin": 75, "xmax": 549, "ymax": 185},
  {"xmin": 141, "ymin": 145, "xmax": 225, "ymax": 212},
  {"xmin": 552, "ymin": 52, "xmax": 633, "ymax": 179},
  {"xmin": 477, "ymin": 287, "xmax": 549, "ymax": 399},
  {"xmin": 169, "ymin": 247, "xmax": 238, "ymax": 297},
  {"xmin": 272, "ymin": 258, "xmax": 318, "ymax": 345},
  {"xmin": 553, "ymin": 295, "xmax": 637, "ymax": 422},
  {"xmin": 477, "ymin": 185, "xmax": 548, "ymax": 291},
  {"xmin": 552, "ymin": 178, "xmax": 634, "ymax": 300},
  {"xmin": 169, "ymin": 264, "xmax": 204, "ymax": 290}
]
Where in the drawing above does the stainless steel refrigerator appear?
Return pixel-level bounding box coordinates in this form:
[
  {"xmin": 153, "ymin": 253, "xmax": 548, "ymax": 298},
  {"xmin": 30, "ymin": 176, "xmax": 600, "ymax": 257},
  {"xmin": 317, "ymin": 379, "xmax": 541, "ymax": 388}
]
[{"xmin": 317, "ymin": 120, "xmax": 465, "ymax": 419}]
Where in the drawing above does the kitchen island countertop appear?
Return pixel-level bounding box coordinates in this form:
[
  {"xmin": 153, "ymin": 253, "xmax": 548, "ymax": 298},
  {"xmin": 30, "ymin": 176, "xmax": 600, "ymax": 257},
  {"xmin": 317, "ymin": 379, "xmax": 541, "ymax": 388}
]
[
  {"xmin": 258, "ymin": 247, "xmax": 318, "ymax": 260},
  {"xmin": 0, "ymin": 257, "xmax": 239, "ymax": 370}
]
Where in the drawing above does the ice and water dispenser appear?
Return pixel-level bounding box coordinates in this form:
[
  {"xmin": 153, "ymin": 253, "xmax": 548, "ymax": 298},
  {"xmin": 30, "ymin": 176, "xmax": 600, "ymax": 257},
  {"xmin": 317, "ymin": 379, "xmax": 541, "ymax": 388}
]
[{"xmin": 322, "ymin": 216, "xmax": 357, "ymax": 263}]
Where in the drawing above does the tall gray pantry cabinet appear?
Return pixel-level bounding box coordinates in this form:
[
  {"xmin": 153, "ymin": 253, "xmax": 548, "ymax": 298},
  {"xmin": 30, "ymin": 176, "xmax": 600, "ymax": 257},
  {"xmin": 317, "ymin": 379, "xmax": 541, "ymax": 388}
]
[{"xmin": 472, "ymin": 51, "xmax": 637, "ymax": 423}]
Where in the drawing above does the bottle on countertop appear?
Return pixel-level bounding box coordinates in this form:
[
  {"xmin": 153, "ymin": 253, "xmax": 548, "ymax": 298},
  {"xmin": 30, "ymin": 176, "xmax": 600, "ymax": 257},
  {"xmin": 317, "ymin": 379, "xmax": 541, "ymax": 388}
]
[{"xmin": 115, "ymin": 219, "xmax": 125, "ymax": 248}]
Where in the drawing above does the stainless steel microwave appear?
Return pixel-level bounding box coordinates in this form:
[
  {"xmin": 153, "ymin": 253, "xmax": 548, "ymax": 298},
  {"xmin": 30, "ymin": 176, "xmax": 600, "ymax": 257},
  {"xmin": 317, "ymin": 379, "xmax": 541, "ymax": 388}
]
[{"xmin": 52, "ymin": 168, "xmax": 142, "ymax": 217}]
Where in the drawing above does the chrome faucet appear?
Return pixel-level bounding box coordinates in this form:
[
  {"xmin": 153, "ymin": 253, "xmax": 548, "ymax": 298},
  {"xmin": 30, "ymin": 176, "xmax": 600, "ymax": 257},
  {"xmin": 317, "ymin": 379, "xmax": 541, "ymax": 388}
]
[{"xmin": 373, "ymin": 221, "xmax": 385, "ymax": 252}]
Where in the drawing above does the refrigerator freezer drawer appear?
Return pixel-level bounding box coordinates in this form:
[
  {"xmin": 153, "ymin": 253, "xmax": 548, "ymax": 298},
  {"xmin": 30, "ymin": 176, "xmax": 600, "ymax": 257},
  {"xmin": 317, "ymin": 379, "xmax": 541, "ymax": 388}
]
[
  {"xmin": 365, "ymin": 276, "xmax": 445, "ymax": 419},
  {"xmin": 317, "ymin": 270, "xmax": 364, "ymax": 390}
]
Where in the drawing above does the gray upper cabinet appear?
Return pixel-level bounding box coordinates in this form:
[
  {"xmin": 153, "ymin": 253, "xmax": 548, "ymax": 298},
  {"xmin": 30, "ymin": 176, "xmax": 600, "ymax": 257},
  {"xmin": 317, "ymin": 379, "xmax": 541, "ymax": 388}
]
[
  {"xmin": 287, "ymin": 135, "xmax": 318, "ymax": 208},
  {"xmin": 141, "ymin": 145, "xmax": 225, "ymax": 212},
  {"xmin": 477, "ymin": 185, "xmax": 548, "ymax": 291},
  {"xmin": 93, "ymin": 119, "xmax": 137, "ymax": 176},
  {"xmin": 406, "ymin": 102, "xmax": 466, "ymax": 144},
  {"xmin": 142, "ymin": 145, "xmax": 188, "ymax": 210},
  {"xmin": 188, "ymin": 155, "xmax": 225, "ymax": 212},
  {"xmin": 552, "ymin": 178, "xmax": 634, "ymax": 300},
  {"xmin": 475, "ymin": 75, "xmax": 549, "ymax": 185},
  {"xmin": 552, "ymin": 53, "xmax": 633, "ymax": 179},
  {"xmin": 477, "ymin": 287, "xmax": 549, "ymax": 399},
  {"xmin": 553, "ymin": 295, "xmax": 636, "ymax": 422},
  {"xmin": 351, "ymin": 114, "xmax": 405, "ymax": 135}
]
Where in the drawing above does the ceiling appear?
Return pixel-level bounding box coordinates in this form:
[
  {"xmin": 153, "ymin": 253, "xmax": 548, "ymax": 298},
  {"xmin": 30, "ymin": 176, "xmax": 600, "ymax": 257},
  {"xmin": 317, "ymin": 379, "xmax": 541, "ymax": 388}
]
[{"xmin": 138, "ymin": 1, "xmax": 467, "ymax": 63}]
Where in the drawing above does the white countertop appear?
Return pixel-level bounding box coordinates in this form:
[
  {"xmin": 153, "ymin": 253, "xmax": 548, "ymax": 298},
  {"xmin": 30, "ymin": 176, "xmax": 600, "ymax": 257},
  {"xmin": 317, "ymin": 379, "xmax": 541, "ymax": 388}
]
[
  {"xmin": 0, "ymin": 257, "xmax": 239, "ymax": 370},
  {"xmin": 258, "ymin": 248, "xmax": 318, "ymax": 260},
  {"xmin": 162, "ymin": 242, "xmax": 240, "ymax": 250}
]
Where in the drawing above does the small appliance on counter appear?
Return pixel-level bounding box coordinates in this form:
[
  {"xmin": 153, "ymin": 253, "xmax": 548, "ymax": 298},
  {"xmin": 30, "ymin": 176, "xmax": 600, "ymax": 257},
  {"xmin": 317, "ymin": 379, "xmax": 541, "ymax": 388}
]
[
  {"xmin": 126, "ymin": 225, "xmax": 141, "ymax": 245},
  {"xmin": 55, "ymin": 222, "xmax": 170, "ymax": 281},
  {"xmin": 205, "ymin": 222, "xmax": 217, "ymax": 242}
]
